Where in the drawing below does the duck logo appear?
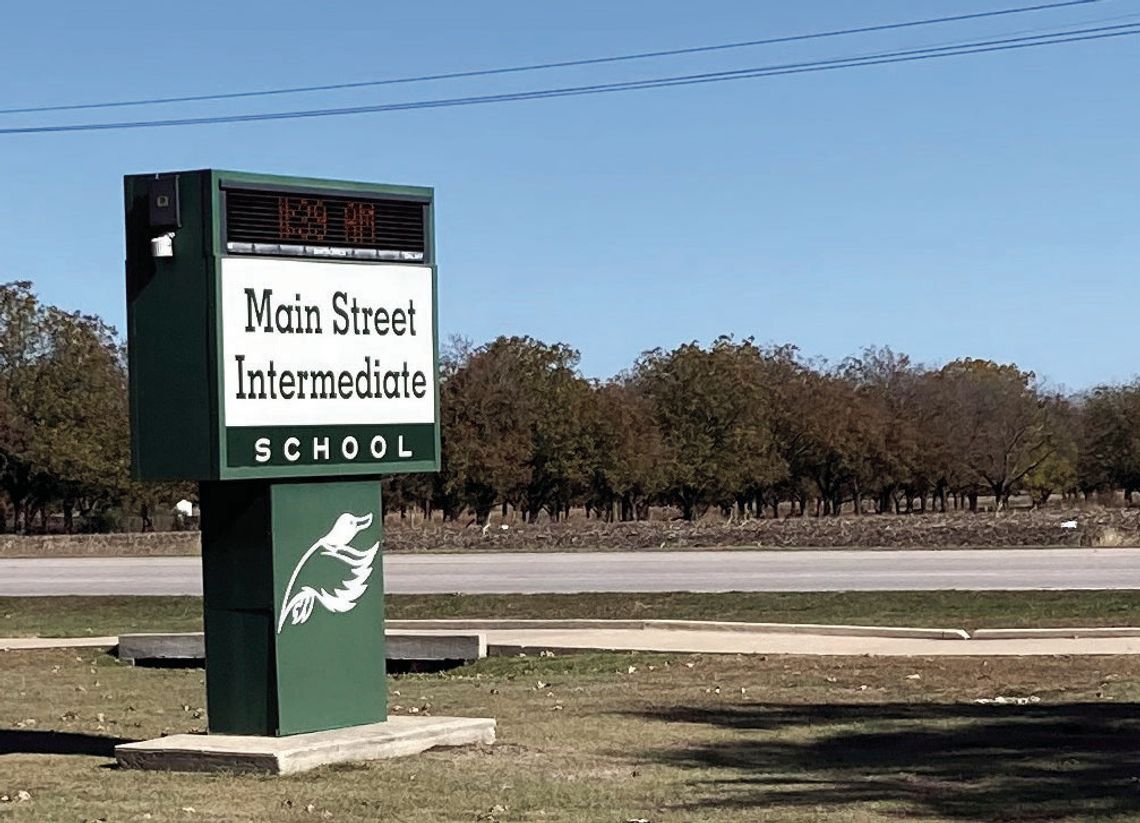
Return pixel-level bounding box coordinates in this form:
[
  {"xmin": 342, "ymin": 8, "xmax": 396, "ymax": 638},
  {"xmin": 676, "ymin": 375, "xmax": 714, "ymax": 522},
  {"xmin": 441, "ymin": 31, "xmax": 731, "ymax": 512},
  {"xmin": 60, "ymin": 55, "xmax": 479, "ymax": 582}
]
[{"xmin": 277, "ymin": 512, "xmax": 379, "ymax": 634}]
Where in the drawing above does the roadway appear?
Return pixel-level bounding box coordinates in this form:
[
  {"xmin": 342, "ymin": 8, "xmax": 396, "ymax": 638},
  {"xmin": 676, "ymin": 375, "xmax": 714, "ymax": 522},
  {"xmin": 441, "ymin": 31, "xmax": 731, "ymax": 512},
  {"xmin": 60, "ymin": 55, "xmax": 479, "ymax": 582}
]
[{"xmin": 1, "ymin": 548, "xmax": 1138, "ymax": 596}]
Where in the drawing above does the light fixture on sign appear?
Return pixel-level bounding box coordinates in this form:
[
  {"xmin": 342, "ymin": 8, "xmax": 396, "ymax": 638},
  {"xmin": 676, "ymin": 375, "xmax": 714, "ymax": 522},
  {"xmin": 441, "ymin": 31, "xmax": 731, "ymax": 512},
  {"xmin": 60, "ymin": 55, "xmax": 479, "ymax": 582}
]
[{"xmin": 151, "ymin": 232, "xmax": 175, "ymax": 258}]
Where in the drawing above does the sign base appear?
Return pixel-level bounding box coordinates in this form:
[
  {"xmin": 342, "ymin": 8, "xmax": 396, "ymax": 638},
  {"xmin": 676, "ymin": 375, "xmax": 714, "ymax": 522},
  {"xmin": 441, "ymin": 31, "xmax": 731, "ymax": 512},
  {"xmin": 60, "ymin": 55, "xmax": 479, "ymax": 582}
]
[
  {"xmin": 115, "ymin": 716, "xmax": 496, "ymax": 774},
  {"xmin": 200, "ymin": 478, "xmax": 387, "ymax": 736}
]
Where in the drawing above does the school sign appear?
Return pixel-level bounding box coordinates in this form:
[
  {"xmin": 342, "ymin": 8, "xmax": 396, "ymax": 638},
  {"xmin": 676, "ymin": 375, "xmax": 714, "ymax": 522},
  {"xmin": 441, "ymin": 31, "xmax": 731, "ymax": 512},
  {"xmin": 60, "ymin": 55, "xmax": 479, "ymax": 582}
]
[
  {"xmin": 127, "ymin": 169, "xmax": 439, "ymax": 481},
  {"xmin": 222, "ymin": 256, "xmax": 435, "ymax": 471},
  {"xmin": 126, "ymin": 170, "xmax": 438, "ymax": 736}
]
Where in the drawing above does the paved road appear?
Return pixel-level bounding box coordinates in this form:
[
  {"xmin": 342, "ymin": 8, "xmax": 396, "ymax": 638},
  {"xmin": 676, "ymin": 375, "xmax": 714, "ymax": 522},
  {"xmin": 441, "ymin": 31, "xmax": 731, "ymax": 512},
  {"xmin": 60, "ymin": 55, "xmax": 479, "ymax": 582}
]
[{"xmin": 2, "ymin": 548, "xmax": 1140, "ymax": 596}]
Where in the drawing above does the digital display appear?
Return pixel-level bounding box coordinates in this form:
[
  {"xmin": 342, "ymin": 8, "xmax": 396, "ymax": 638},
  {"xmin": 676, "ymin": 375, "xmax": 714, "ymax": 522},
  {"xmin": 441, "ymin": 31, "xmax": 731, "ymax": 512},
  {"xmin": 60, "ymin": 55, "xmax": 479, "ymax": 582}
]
[{"xmin": 224, "ymin": 188, "xmax": 427, "ymax": 260}]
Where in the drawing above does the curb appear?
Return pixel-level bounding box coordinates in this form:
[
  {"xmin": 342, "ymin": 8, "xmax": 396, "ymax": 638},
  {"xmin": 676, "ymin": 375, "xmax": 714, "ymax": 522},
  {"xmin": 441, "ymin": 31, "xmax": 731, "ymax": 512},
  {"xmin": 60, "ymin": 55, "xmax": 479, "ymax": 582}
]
[
  {"xmin": 972, "ymin": 627, "xmax": 1140, "ymax": 640},
  {"xmin": 653, "ymin": 620, "xmax": 970, "ymax": 640},
  {"xmin": 386, "ymin": 619, "xmax": 647, "ymax": 631},
  {"xmin": 384, "ymin": 619, "xmax": 971, "ymax": 641}
]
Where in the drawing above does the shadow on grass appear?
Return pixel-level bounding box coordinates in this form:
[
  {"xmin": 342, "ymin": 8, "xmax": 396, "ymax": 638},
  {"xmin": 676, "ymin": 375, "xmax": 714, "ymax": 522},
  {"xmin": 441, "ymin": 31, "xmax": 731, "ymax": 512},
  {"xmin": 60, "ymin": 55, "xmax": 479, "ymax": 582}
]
[
  {"xmin": 0, "ymin": 729, "xmax": 131, "ymax": 757},
  {"xmin": 628, "ymin": 702, "xmax": 1140, "ymax": 821}
]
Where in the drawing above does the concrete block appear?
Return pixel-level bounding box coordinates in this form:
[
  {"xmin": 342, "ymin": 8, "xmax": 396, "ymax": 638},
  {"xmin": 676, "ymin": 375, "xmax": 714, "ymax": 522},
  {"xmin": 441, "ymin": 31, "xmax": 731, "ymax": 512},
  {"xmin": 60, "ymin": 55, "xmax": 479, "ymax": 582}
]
[
  {"xmin": 118, "ymin": 632, "xmax": 205, "ymax": 663},
  {"xmin": 386, "ymin": 631, "xmax": 486, "ymax": 661},
  {"xmin": 117, "ymin": 631, "xmax": 486, "ymax": 665},
  {"xmin": 115, "ymin": 716, "xmax": 495, "ymax": 774}
]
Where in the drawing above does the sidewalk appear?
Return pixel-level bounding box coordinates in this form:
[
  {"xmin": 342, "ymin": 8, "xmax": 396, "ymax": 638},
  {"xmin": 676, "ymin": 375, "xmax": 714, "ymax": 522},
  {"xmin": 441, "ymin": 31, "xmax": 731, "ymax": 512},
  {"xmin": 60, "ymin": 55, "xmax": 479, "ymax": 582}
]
[
  {"xmin": 475, "ymin": 627, "xmax": 1140, "ymax": 657},
  {"xmin": 1, "ymin": 636, "xmax": 117, "ymax": 650},
  {"xmin": 6, "ymin": 625, "xmax": 1140, "ymax": 657}
]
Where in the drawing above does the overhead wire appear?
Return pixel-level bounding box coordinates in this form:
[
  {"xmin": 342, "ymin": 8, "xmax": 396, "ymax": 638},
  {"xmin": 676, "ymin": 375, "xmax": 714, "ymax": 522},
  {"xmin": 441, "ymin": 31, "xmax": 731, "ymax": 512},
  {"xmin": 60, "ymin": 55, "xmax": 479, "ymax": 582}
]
[
  {"xmin": 1, "ymin": 20, "xmax": 1136, "ymax": 135},
  {"xmin": 0, "ymin": 0, "xmax": 1105, "ymax": 116}
]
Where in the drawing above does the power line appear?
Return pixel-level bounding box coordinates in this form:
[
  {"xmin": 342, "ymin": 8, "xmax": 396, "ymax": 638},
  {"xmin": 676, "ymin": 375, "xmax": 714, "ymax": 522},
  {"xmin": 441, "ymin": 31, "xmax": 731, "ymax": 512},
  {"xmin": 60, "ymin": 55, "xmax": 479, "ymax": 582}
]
[
  {"xmin": 2, "ymin": 22, "xmax": 1135, "ymax": 136},
  {"xmin": 0, "ymin": 0, "xmax": 1103, "ymax": 116}
]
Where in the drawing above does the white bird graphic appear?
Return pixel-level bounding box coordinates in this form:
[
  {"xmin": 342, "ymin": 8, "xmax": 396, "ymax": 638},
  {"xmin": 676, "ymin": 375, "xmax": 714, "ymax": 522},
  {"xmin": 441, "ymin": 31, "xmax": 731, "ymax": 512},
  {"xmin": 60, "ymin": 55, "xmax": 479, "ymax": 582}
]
[{"xmin": 277, "ymin": 512, "xmax": 379, "ymax": 634}]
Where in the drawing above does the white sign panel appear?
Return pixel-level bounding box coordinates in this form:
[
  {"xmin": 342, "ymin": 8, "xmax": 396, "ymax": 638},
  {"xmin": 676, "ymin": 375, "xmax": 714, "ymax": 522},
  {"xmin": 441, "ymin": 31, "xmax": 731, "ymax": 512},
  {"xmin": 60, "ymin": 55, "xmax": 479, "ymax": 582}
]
[{"xmin": 220, "ymin": 257, "xmax": 435, "ymax": 428}]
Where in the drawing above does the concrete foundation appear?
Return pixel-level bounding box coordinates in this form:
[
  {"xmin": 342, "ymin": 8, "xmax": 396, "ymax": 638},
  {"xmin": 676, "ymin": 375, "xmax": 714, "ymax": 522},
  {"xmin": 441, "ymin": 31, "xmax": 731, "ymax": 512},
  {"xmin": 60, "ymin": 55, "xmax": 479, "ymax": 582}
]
[
  {"xmin": 386, "ymin": 630, "xmax": 486, "ymax": 661},
  {"xmin": 115, "ymin": 716, "xmax": 495, "ymax": 774},
  {"xmin": 117, "ymin": 631, "xmax": 486, "ymax": 665},
  {"xmin": 118, "ymin": 632, "xmax": 205, "ymax": 663}
]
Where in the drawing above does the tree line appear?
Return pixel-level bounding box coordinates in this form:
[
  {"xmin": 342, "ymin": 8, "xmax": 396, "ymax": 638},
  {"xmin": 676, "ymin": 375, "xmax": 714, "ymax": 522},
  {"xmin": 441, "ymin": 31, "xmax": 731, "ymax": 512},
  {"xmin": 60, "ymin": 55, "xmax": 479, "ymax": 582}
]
[
  {"xmin": 388, "ymin": 335, "xmax": 1139, "ymax": 523},
  {"xmin": 0, "ymin": 282, "xmax": 190, "ymax": 532},
  {"xmin": 0, "ymin": 281, "xmax": 1137, "ymax": 531}
]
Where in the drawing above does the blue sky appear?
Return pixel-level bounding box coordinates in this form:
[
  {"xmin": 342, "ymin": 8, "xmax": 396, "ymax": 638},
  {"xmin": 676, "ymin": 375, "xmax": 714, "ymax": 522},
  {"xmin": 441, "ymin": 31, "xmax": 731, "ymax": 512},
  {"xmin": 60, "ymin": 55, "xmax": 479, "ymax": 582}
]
[{"xmin": 1, "ymin": 1, "xmax": 1136, "ymax": 390}]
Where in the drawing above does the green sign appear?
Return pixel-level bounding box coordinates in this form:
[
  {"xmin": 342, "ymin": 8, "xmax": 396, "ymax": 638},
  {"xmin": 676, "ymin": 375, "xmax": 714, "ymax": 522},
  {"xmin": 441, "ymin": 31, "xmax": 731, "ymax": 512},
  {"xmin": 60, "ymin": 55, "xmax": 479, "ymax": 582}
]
[
  {"xmin": 272, "ymin": 481, "xmax": 386, "ymax": 734},
  {"xmin": 126, "ymin": 169, "xmax": 440, "ymax": 481},
  {"xmin": 199, "ymin": 478, "xmax": 387, "ymax": 735},
  {"xmin": 127, "ymin": 170, "xmax": 436, "ymax": 737}
]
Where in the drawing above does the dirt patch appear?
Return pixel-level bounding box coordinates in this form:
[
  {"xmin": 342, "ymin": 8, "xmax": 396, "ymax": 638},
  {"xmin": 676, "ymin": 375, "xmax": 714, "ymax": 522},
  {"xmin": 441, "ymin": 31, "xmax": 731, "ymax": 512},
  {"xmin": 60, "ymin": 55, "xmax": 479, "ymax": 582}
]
[
  {"xmin": 1, "ymin": 509, "xmax": 1137, "ymax": 556},
  {"xmin": 382, "ymin": 509, "xmax": 1140, "ymax": 552}
]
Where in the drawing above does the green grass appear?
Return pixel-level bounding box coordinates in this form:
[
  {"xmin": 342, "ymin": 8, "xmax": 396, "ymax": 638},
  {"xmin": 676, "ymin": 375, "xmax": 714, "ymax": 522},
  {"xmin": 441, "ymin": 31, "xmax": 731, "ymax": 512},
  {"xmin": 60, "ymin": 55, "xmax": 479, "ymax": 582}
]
[
  {"xmin": 2, "ymin": 648, "xmax": 1140, "ymax": 821},
  {"xmin": 0, "ymin": 596, "xmax": 203, "ymax": 637},
  {"xmin": 4, "ymin": 590, "xmax": 1140, "ymax": 638},
  {"xmin": 385, "ymin": 590, "xmax": 1140, "ymax": 631}
]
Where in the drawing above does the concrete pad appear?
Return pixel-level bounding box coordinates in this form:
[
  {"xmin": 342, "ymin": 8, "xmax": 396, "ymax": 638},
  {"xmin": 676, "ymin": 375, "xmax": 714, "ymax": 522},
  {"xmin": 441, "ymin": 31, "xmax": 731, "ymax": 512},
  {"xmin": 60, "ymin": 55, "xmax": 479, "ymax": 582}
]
[{"xmin": 116, "ymin": 716, "xmax": 495, "ymax": 774}]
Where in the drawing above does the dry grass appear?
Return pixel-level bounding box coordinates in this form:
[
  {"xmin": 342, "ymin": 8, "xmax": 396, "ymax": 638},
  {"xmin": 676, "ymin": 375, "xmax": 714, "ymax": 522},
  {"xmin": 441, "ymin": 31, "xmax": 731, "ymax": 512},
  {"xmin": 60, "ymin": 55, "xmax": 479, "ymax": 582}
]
[
  {"xmin": 3, "ymin": 649, "xmax": 1140, "ymax": 821},
  {"xmin": 1095, "ymin": 527, "xmax": 1129, "ymax": 548},
  {"xmin": 0, "ymin": 531, "xmax": 199, "ymax": 559},
  {"xmin": 380, "ymin": 509, "xmax": 1140, "ymax": 552},
  {"xmin": 2, "ymin": 509, "xmax": 1139, "ymax": 558}
]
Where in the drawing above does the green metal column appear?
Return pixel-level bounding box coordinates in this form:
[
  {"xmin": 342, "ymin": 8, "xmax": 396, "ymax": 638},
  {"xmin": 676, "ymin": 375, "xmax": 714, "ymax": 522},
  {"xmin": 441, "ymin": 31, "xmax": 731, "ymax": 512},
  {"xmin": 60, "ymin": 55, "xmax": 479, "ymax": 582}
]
[{"xmin": 200, "ymin": 479, "xmax": 386, "ymax": 736}]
